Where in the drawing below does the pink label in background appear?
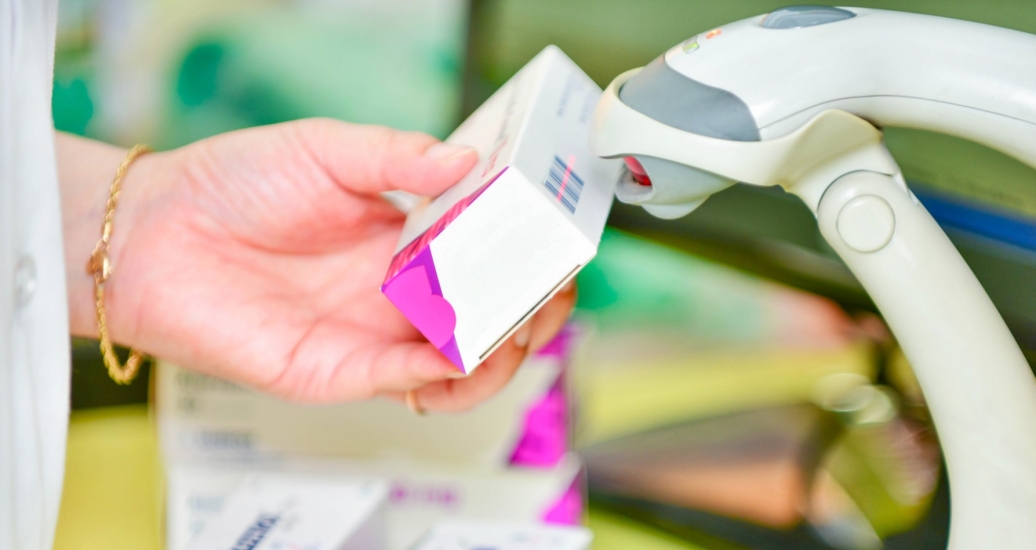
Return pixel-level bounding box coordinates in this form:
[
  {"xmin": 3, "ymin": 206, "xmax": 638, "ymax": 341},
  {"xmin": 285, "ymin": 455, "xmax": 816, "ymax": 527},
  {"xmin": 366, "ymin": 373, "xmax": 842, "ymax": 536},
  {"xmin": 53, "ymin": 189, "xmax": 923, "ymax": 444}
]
[
  {"xmin": 541, "ymin": 477, "xmax": 584, "ymax": 526},
  {"xmin": 510, "ymin": 324, "xmax": 578, "ymax": 468},
  {"xmin": 509, "ymin": 376, "xmax": 568, "ymax": 468},
  {"xmin": 388, "ymin": 480, "xmax": 461, "ymax": 510},
  {"xmin": 535, "ymin": 323, "xmax": 577, "ymax": 361}
]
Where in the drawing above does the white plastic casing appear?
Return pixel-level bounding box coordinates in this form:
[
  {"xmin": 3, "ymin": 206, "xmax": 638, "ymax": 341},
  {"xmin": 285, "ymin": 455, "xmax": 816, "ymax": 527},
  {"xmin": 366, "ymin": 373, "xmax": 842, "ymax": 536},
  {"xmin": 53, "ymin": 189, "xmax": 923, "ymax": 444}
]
[
  {"xmin": 663, "ymin": 7, "xmax": 1036, "ymax": 165},
  {"xmin": 818, "ymin": 172, "xmax": 1036, "ymax": 550}
]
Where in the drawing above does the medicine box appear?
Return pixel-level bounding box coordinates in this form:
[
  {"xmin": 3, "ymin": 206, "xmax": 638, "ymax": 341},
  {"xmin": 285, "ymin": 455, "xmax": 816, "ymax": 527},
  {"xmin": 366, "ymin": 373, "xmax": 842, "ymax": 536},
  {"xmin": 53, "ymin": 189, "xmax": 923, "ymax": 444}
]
[
  {"xmin": 154, "ymin": 325, "xmax": 578, "ymax": 467},
  {"xmin": 166, "ymin": 455, "xmax": 585, "ymax": 550},
  {"xmin": 182, "ymin": 473, "xmax": 387, "ymax": 550},
  {"xmin": 382, "ymin": 45, "xmax": 619, "ymax": 372}
]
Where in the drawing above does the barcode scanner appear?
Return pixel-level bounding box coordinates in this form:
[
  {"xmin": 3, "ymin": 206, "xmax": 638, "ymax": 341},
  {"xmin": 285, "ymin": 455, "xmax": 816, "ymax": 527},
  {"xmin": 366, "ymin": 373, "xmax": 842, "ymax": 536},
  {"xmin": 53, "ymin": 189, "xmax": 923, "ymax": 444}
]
[{"xmin": 589, "ymin": 6, "xmax": 1036, "ymax": 549}]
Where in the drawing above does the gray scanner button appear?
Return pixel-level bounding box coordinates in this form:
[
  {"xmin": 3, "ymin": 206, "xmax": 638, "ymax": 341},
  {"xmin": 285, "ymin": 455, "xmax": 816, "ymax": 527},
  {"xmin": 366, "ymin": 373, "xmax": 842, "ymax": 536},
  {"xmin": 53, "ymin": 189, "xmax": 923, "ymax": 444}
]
[{"xmin": 761, "ymin": 6, "xmax": 856, "ymax": 29}]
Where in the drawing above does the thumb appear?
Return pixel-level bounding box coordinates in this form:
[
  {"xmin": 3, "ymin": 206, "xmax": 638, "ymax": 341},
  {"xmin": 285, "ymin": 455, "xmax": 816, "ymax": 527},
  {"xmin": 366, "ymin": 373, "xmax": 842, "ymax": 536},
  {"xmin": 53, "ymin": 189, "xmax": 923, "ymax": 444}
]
[{"xmin": 293, "ymin": 118, "xmax": 478, "ymax": 197}]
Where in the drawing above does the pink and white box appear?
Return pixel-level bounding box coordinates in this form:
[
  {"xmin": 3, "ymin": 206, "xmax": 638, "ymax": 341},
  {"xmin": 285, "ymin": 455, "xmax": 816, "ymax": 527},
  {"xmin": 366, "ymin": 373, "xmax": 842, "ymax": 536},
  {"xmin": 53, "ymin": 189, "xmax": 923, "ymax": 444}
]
[{"xmin": 382, "ymin": 46, "xmax": 619, "ymax": 373}]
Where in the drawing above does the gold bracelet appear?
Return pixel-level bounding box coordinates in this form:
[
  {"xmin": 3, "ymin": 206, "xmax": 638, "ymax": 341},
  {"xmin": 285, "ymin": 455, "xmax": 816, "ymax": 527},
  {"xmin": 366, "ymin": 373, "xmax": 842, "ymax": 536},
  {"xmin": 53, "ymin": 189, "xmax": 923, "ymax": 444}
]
[{"xmin": 85, "ymin": 144, "xmax": 152, "ymax": 385}]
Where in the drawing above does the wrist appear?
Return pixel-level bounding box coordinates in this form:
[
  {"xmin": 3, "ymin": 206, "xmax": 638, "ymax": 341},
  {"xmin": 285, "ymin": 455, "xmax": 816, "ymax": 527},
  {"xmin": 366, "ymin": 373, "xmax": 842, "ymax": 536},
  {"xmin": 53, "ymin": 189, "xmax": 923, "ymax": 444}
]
[{"xmin": 59, "ymin": 133, "xmax": 175, "ymax": 345}]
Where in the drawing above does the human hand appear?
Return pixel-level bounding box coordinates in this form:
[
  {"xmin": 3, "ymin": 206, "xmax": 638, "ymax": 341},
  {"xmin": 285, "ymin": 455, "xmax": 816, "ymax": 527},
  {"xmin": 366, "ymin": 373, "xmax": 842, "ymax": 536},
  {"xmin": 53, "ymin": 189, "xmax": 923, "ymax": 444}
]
[{"xmin": 62, "ymin": 120, "xmax": 575, "ymax": 410}]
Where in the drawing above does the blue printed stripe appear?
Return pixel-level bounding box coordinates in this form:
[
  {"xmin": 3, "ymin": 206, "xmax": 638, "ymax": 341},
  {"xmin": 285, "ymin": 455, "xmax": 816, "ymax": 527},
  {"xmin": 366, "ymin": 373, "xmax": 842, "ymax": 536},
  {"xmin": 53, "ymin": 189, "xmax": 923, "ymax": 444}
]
[{"xmin": 913, "ymin": 186, "xmax": 1036, "ymax": 252}]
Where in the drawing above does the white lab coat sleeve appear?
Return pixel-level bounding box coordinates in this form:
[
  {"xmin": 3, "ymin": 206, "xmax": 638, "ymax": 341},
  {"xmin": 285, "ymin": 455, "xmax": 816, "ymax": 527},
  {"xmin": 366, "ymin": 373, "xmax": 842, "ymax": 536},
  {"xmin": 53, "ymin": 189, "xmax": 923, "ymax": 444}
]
[{"xmin": 0, "ymin": 1, "xmax": 72, "ymax": 549}]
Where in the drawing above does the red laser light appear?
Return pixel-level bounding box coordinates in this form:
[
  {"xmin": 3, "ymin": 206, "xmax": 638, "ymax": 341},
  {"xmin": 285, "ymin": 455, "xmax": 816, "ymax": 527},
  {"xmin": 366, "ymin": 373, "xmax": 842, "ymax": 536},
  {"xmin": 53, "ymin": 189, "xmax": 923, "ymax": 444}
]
[{"xmin": 623, "ymin": 156, "xmax": 652, "ymax": 186}]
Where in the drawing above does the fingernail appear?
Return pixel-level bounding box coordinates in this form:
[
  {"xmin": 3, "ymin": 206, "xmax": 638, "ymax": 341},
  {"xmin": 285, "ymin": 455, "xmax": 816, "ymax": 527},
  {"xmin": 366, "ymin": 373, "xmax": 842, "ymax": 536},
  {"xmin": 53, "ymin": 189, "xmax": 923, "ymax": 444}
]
[
  {"xmin": 513, "ymin": 324, "xmax": 532, "ymax": 349},
  {"xmin": 561, "ymin": 280, "xmax": 575, "ymax": 294},
  {"xmin": 425, "ymin": 142, "xmax": 475, "ymax": 162},
  {"xmin": 447, "ymin": 370, "xmax": 468, "ymax": 379}
]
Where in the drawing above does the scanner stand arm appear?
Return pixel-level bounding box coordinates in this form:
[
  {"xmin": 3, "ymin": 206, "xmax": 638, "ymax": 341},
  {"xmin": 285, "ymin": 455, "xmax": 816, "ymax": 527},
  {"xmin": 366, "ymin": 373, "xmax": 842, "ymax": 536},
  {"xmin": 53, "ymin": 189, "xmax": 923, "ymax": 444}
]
[{"xmin": 804, "ymin": 169, "xmax": 1036, "ymax": 550}]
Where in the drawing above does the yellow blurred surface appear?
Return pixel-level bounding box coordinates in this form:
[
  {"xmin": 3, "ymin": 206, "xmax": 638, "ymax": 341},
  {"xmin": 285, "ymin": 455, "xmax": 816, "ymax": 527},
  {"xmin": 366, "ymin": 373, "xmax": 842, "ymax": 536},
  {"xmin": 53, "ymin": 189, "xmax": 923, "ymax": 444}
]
[
  {"xmin": 53, "ymin": 405, "xmax": 693, "ymax": 550},
  {"xmin": 54, "ymin": 405, "xmax": 163, "ymax": 550},
  {"xmin": 589, "ymin": 509, "xmax": 704, "ymax": 550},
  {"xmin": 577, "ymin": 344, "xmax": 873, "ymax": 444}
]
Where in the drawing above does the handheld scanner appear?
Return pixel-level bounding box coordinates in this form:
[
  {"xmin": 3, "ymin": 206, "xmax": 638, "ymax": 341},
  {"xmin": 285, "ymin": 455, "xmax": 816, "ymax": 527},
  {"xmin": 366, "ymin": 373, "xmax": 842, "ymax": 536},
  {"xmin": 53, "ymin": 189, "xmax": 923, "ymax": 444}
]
[
  {"xmin": 608, "ymin": 6, "xmax": 1036, "ymax": 218},
  {"xmin": 591, "ymin": 8, "xmax": 1036, "ymax": 549}
]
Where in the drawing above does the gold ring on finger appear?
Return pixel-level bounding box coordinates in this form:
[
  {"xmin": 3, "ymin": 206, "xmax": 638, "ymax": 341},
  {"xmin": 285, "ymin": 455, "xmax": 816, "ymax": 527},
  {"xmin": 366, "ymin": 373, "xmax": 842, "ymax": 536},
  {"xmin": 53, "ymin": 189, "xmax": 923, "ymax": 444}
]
[{"xmin": 405, "ymin": 389, "xmax": 426, "ymax": 416}]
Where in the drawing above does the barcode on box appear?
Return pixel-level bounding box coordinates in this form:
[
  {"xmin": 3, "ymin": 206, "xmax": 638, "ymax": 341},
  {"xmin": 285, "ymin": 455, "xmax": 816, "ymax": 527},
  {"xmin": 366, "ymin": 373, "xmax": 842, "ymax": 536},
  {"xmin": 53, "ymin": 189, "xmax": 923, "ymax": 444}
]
[{"xmin": 543, "ymin": 155, "xmax": 584, "ymax": 213}]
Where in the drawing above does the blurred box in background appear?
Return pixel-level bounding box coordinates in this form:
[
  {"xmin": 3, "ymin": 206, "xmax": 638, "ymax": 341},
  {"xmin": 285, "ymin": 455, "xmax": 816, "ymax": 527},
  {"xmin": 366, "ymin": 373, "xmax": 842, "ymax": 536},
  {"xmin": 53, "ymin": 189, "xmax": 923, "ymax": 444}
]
[
  {"xmin": 156, "ymin": 326, "xmax": 577, "ymax": 467},
  {"xmin": 156, "ymin": 327, "xmax": 585, "ymax": 550},
  {"xmin": 166, "ymin": 455, "xmax": 584, "ymax": 550},
  {"xmin": 181, "ymin": 473, "xmax": 388, "ymax": 550}
]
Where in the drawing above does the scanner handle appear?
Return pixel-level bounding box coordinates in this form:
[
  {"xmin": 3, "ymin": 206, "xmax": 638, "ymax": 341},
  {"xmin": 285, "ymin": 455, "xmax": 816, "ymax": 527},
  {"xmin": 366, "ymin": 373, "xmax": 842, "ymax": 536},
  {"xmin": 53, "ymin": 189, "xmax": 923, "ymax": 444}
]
[{"xmin": 814, "ymin": 170, "xmax": 1036, "ymax": 550}]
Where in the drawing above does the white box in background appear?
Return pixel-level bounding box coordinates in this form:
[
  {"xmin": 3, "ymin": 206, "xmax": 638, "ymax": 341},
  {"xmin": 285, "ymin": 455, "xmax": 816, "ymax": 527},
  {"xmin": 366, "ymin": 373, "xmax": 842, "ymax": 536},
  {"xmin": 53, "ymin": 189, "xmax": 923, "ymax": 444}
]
[
  {"xmin": 155, "ymin": 326, "xmax": 576, "ymax": 467},
  {"xmin": 382, "ymin": 45, "xmax": 619, "ymax": 373},
  {"xmin": 158, "ymin": 328, "xmax": 583, "ymax": 550},
  {"xmin": 166, "ymin": 455, "xmax": 585, "ymax": 550},
  {"xmin": 182, "ymin": 473, "xmax": 387, "ymax": 550}
]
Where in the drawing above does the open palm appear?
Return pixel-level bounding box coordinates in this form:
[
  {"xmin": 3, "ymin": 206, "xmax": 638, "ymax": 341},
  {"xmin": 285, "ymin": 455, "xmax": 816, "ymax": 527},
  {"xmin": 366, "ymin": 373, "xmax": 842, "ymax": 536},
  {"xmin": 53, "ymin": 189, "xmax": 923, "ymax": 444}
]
[{"xmin": 106, "ymin": 119, "xmax": 574, "ymax": 410}]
